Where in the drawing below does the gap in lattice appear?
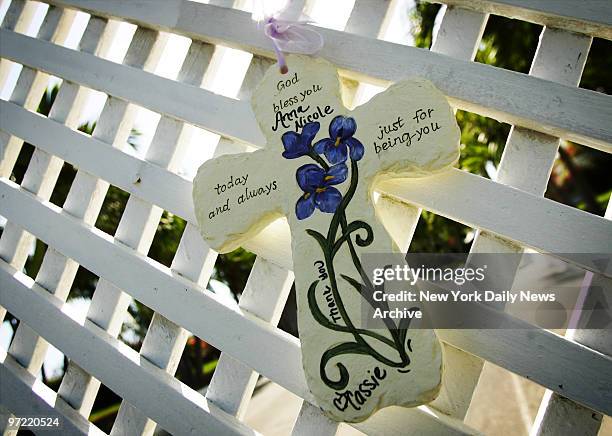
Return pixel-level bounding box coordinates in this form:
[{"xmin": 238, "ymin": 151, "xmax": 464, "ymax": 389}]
[
  {"xmin": 408, "ymin": 210, "xmax": 473, "ymax": 253},
  {"xmin": 579, "ymin": 37, "xmax": 611, "ymax": 95},
  {"xmin": 48, "ymin": 161, "xmax": 78, "ymax": 208},
  {"xmin": 278, "ymin": 284, "xmax": 298, "ymax": 337},
  {"xmin": 545, "ymin": 141, "xmax": 612, "ymax": 217},
  {"xmin": 7, "ymin": 75, "xmax": 64, "ymax": 185},
  {"xmin": 181, "ymin": 126, "xmax": 221, "ymax": 180},
  {"xmin": 94, "ymin": 185, "xmax": 130, "ymax": 237},
  {"xmin": 304, "ymin": 0, "xmax": 356, "ymax": 31},
  {"xmin": 146, "ymin": 210, "xmax": 187, "ymax": 268},
  {"xmin": 36, "ymin": 264, "xmax": 99, "ymax": 389},
  {"xmin": 465, "ymin": 360, "xmax": 546, "ymax": 436},
  {"xmin": 63, "ymin": 11, "xmax": 91, "ymax": 50},
  {"xmin": 1, "ymin": 312, "xmax": 19, "ymax": 352},
  {"xmin": 455, "ymin": 109, "xmax": 510, "ymax": 179},
  {"xmin": 76, "ymin": 87, "xmax": 108, "ymax": 131},
  {"xmin": 24, "ymin": 238, "xmax": 48, "ymax": 280},
  {"xmin": 212, "ymin": 246, "xmax": 255, "ymax": 300},
  {"xmin": 8, "ymin": 141, "xmax": 34, "ymax": 186},
  {"xmin": 88, "ymin": 382, "xmax": 122, "ymax": 433},
  {"xmin": 475, "ymin": 15, "xmax": 541, "ymax": 74},
  {"xmin": 154, "ymin": 33, "xmax": 191, "ymax": 80},
  {"xmin": 128, "ymin": 104, "xmax": 161, "ymax": 159},
  {"xmin": 174, "ymin": 333, "xmax": 220, "ymax": 392},
  {"xmin": 106, "ymin": 21, "xmax": 137, "ymax": 65},
  {"xmin": 120, "ymin": 297, "xmax": 153, "ymax": 353}
]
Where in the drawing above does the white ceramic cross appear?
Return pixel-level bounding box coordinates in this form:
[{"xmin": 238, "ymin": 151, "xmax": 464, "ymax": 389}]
[{"xmin": 193, "ymin": 56, "xmax": 460, "ymax": 422}]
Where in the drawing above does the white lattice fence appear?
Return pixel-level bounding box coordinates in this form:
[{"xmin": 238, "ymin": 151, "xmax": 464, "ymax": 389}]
[{"xmin": 0, "ymin": 0, "xmax": 610, "ymax": 435}]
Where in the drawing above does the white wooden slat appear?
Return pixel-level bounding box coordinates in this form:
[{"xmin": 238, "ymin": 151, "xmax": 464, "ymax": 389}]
[
  {"xmin": 433, "ymin": 0, "xmax": 612, "ymax": 40},
  {"xmin": 0, "ymin": 27, "xmax": 265, "ymax": 145},
  {"xmin": 7, "ymin": 27, "xmax": 167, "ymax": 382},
  {"xmin": 0, "ymin": 178, "xmax": 500, "ymax": 435},
  {"xmin": 2, "ymin": 101, "xmax": 611, "ymax": 278},
  {"xmin": 0, "ymin": 262, "xmax": 260, "ymax": 436},
  {"xmin": 0, "ymin": 351, "xmax": 106, "ymax": 436},
  {"xmin": 291, "ymin": 402, "xmax": 339, "ymax": 436},
  {"xmin": 2, "ymin": 168, "xmax": 612, "ymax": 422},
  {"xmin": 118, "ymin": 2, "xmax": 294, "ymax": 430},
  {"xmin": 0, "ymin": 0, "xmax": 39, "ymax": 87},
  {"xmin": 0, "ymin": 5, "xmax": 76, "ymax": 327},
  {"xmin": 431, "ymin": 6, "xmax": 488, "ymax": 60},
  {"xmin": 343, "ymin": 0, "xmax": 390, "ymax": 37},
  {"xmin": 57, "ymin": 39, "xmax": 213, "ymax": 419},
  {"xmin": 440, "ymin": 27, "xmax": 593, "ymax": 421},
  {"xmin": 3, "ymin": 25, "xmax": 612, "ymax": 156},
  {"xmin": 111, "ymin": 40, "xmax": 221, "ymax": 436},
  {"xmin": 0, "ymin": 5, "xmax": 77, "ymax": 179},
  {"xmin": 404, "ymin": 5, "xmax": 489, "ymax": 420},
  {"xmin": 530, "ymin": 201, "xmax": 612, "ymax": 436},
  {"xmin": 206, "ymin": 257, "xmax": 294, "ymax": 419},
  {"xmin": 380, "ymin": 169, "xmax": 612, "ymax": 275},
  {"xmin": 0, "ymin": 15, "xmax": 118, "ymax": 273},
  {"xmin": 530, "ymin": 391, "xmax": 603, "ymax": 436},
  {"xmin": 32, "ymin": 0, "xmax": 612, "ymax": 151}
]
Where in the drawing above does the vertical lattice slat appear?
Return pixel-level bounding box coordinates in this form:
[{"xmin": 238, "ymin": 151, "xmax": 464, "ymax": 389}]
[
  {"xmin": 0, "ymin": 5, "xmax": 76, "ymax": 179},
  {"xmin": 0, "ymin": 0, "xmax": 75, "ymax": 321},
  {"xmin": 452, "ymin": 28, "xmax": 592, "ymax": 423},
  {"xmin": 0, "ymin": 20, "xmax": 119, "ymax": 420},
  {"xmin": 206, "ymin": 258, "xmax": 294, "ymax": 418},
  {"xmin": 108, "ymin": 39, "xmax": 224, "ymax": 436},
  {"xmin": 7, "ymin": 26, "xmax": 167, "ymax": 379},
  {"xmin": 0, "ymin": 0, "xmax": 40, "ymax": 87},
  {"xmin": 424, "ymin": 6, "xmax": 489, "ymax": 419},
  {"xmin": 56, "ymin": 39, "xmax": 214, "ymax": 418},
  {"xmin": 530, "ymin": 201, "xmax": 611, "ymax": 436},
  {"xmin": 0, "ymin": 15, "xmax": 119, "ymax": 272}
]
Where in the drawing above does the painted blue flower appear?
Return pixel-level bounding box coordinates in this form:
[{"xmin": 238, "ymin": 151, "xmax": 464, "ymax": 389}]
[
  {"xmin": 295, "ymin": 163, "xmax": 348, "ymax": 220},
  {"xmin": 281, "ymin": 122, "xmax": 320, "ymax": 159},
  {"xmin": 313, "ymin": 116, "xmax": 364, "ymax": 164}
]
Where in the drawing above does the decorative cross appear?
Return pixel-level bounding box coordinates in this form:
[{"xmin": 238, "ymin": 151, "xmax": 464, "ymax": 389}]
[{"xmin": 193, "ymin": 56, "xmax": 460, "ymax": 422}]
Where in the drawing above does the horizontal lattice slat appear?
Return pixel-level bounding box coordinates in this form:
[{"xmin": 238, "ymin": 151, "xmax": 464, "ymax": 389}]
[
  {"xmin": 0, "ymin": 350, "xmax": 105, "ymax": 436},
  {"xmin": 434, "ymin": 0, "xmax": 612, "ymax": 40},
  {"xmin": 1, "ymin": 1, "xmax": 610, "ymax": 434},
  {"xmin": 3, "ymin": 5, "xmax": 612, "ymax": 152},
  {"xmin": 2, "ymin": 100, "xmax": 610, "ymax": 277},
  {"xmin": 1, "ymin": 178, "xmax": 611, "ymax": 418},
  {"xmin": 0, "ymin": 263, "xmax": 259, "ymax": 436}
]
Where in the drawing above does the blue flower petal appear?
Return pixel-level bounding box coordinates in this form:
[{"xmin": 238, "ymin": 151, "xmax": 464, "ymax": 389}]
[
  {"xmin": 313, "ymin": 138, "xmax": 334, "ymax": 155},
  {"xmin": 315, "ymin": 187, "xmax": 342, "ymax": 213},
  {"xmin": 346, "ymin": 137, "xmax": 365, "ymax": 161},
  {"xmin": 281, "ymin": 131, "xmax": 307, "ymax": 159},
  {"xmin": 296, "ymin": 164, "xmax": 325, "ymax": 192},
  {"xmin": 301, "ymin": 122, "xmax": 320, "ymax": 145},
  {"xmin": 296, "ymin": 193, "xmax": 316, "ymax": 220},
  {"xmin": 324, "ymin": 142, "xmax": 348, "ymax": 164},
  {"xmin": 340, "ymin": 117, "xmax": 357, "ymax": 139},
  {"xmin": 328, "ymin": 115, "xmax": 344, "ymax": 139},
  {"xmin": 324, "ymin": 163, "xmax": 348, "ymax": 186}
]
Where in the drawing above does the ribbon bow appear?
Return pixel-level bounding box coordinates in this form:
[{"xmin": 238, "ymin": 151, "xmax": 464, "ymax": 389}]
[{"xmin": 262, "ymin": 11, "xmax": 324, "ymax": 74}]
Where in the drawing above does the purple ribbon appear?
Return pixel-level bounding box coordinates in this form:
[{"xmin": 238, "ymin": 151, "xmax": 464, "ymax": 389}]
[{"xmin": 263, "ymin": 14, "xmax": 324, "ymax": 74}]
